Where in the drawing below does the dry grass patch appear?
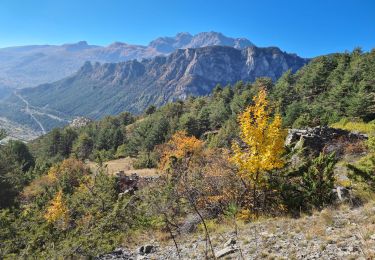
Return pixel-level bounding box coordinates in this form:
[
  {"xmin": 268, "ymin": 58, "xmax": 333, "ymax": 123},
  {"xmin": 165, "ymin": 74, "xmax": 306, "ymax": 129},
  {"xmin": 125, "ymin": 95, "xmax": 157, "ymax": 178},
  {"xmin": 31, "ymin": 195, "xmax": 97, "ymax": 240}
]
[
  {"xmin": 87, "ymin": 157, "xmax": 158, "ymax": 176},
  {"xmin": 331, "ymin": 120, "xmax": 375, "ymax": 136},
  {"xmin": 304, "ymin": 218, "xmax": 327, "ymax": 239},
  {"xmin": 320, "ymin": 208, "xmax": 334, "ymax": 226}
]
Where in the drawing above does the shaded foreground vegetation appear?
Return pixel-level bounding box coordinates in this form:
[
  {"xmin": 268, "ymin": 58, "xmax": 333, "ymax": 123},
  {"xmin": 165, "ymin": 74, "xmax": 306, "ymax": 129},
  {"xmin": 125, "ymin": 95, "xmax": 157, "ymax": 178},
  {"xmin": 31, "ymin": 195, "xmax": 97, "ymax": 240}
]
[{"xmin": 0, "ymin": 49, "xmax": 375, "ymax": 258}]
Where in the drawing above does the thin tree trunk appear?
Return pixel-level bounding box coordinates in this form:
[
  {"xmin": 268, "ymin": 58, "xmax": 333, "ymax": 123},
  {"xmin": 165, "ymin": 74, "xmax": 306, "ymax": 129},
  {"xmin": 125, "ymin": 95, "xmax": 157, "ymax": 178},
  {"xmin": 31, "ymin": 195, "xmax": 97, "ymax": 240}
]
[
  {"xmin": 164, "ymin": 214, "xmax": 181, "ymax": 259},
  {"xmin": 188, "ymin": 194, "xmax": 216, "ymax": 259}
]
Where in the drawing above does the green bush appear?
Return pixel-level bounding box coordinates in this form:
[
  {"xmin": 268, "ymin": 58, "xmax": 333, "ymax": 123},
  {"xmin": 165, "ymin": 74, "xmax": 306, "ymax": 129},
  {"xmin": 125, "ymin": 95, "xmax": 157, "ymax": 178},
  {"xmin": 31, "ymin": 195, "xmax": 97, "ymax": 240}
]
[
  {"xmin": 278, "ymin": 152, "xmax": 337, "ymax": 212},
  {"xmin": 133, "ymin": 151, "xmax": 158, "ymax": 169}
]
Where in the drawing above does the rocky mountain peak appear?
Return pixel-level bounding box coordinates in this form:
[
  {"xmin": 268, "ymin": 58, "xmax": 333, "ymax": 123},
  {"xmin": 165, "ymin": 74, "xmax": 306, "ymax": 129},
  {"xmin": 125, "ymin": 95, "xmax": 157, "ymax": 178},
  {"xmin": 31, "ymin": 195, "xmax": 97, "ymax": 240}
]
[
  {"xmin": 79, "ymin": 61, "xmax": 93, "ymax": 72},
  {"xmin": 107, "ymin": 42, "xmax": 130, "ymax": 48},
  {"xmin": 186, "ymin": 31, "xmax": 255, "ymax": 49},
  {"xmin": 148, "ymin": 31, "xmax": 255, "ymax": 53},
  {"xmin": 62, "ymin": 41, "xmax": 93, "ymax": 51},
  {"xmin": 175, "ymin": 32, "xmax": 193, "ymax": 38}
]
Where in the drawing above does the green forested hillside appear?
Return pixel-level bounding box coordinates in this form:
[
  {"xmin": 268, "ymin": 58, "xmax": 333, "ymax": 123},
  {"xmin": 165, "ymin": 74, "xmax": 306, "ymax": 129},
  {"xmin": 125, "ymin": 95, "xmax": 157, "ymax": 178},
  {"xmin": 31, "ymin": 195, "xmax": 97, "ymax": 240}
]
[
  {"xmin": 0, "ymin": 49, "xmax": 374, "ymax": 258},
  {"xmin": 273, "ymin": 48, "xmax": 375, "ymax": 126},
  {"xmin": 28, "ymin": 49, "xmax": 375, "ymax": 166}
]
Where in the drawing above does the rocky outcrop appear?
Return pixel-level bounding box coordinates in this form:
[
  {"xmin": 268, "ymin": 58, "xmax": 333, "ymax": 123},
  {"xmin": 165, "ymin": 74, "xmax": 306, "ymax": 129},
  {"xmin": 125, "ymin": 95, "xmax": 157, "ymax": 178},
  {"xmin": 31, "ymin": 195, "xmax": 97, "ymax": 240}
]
[
  {"xmin": 286, "ymin": 126, "xmax": 368, "ymax": 156},
  {"xmin": 96, "ymin": 248, "xmax": 134, "ymax": 260},
  {"xmin": 69, "ymin": 117, "xmax": 92, "ymax": 128},
  {"xmin": 96, "ymin": 245, "xmax": 157, "ymax": 260}
]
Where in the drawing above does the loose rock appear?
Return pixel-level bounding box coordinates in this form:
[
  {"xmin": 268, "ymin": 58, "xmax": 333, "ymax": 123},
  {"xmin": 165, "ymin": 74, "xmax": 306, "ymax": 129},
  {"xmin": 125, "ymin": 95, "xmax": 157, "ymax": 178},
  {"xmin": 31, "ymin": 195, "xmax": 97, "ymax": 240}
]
[
  {"xmin": 138, "ymin": 245, "xmax": 155, "ymax": 255},
  {"xmin": 216, "ymin": 246, "xmax": 238, "ymax": 258}
]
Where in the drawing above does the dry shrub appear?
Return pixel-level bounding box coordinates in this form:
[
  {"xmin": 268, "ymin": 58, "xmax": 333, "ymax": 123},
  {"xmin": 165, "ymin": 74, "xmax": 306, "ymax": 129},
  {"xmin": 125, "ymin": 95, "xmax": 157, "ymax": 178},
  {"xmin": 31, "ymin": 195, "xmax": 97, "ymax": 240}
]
[
  {"xmin": 22, "ymin": 158, "xmax": 90, "ymax": 202},
  {"xmin": 344, "ymin": 140, "xmax": 367, "ymax": 155},
  {"xmin": 326, "ymin": 136, "xmax": 367, "ymax": 157},
  {"xmin": 320, "ymin": 208, "xmax": 334, "ymax": 226},
  {"xmin": 157, "ymin": 131, "xmax": 244, "ymax": 214},
  {"xmin": 22, "ymin": 174, "xmax": 56, "ymax": 202}
]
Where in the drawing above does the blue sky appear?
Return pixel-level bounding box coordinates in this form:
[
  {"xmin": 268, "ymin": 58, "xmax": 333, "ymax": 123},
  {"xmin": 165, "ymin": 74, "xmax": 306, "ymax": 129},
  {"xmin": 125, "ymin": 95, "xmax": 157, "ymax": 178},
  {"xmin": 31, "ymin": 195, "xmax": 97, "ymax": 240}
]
[{"xmin": 0, "ymin": 0, "xmax": 374, "ymax": 57}]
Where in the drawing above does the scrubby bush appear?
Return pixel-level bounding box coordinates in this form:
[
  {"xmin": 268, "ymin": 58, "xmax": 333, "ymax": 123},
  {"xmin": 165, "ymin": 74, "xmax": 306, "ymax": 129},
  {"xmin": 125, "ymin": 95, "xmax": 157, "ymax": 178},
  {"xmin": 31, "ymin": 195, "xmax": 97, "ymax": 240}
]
[{"xmin": 278, "ymin": 152, "xmax": 337, "ymax": 212}]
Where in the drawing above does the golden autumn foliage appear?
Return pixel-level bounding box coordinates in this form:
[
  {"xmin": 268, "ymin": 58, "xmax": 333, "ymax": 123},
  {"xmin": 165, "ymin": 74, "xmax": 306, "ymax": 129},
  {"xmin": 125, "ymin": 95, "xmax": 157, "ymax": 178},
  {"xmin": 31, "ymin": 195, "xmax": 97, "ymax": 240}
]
[
  {"xmin": 231, "ymin": 88, "xmax": 286, "ymax": 185},
  {"xmin": 47, "ymin": 158, "xmax": 89, "ymax": 186},
  {"xmin": 230, "ymin": 88, "xmax": 286, "ymax": 216},
  {"xmin": 44, "ymin": 190, "xmax": 69, "ymax": 226},
  {"xmin": 22, "ymin": 158, "xmax": 89, "ymax": 201},
  {"xmin": 158, "ymin": 131, "xmax": 243, "ymax": 210},
  {"xmin": 158, "ymin": 130, "xmax": 204, "ymax": 171}
]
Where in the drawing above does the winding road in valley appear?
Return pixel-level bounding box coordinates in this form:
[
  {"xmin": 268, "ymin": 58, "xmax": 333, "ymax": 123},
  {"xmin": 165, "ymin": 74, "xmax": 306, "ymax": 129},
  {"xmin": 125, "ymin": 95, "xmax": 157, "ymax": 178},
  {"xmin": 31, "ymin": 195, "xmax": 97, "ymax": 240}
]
[{"xmin": 14, "ymin": 92, "xmax": 47, "ymax": 135}]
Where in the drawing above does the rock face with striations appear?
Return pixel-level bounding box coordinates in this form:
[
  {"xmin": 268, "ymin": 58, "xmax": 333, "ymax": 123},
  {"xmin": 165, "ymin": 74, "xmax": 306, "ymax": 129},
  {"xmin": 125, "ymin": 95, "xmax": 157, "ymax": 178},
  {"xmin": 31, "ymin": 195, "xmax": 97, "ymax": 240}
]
[
  {"xmin": 0, "ymin": 32, "xmax": 255, "ymax": 89},
  {"xmin": 13, "ymin": 45, "xmax": 307, "ymax": 119}
]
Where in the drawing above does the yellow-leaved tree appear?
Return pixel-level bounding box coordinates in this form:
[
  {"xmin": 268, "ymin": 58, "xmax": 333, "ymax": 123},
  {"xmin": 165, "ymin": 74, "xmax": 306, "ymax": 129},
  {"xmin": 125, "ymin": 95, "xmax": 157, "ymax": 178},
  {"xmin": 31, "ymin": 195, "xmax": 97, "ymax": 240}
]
[
  {"xmin": 44, "ymin": 190, "xmax": 69, "ymax": 228},
  {"xmin": 157, "ymin": 131, "xmax": 224, "ymax": 257},
  {"xmin": 230, "ymin": 88, "xmax": 286, "ymax": 216},
  {"xmin": 158, "ymin": 130, "xmax": 204, "ymax": 172}
]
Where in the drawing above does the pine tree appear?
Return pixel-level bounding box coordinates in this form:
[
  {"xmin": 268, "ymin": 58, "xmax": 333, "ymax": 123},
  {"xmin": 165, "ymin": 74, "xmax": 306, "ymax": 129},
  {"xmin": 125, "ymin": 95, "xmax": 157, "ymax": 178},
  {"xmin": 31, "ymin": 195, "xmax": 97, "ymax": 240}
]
[
  {"xmin": 301, "ymin": 152, "xmax": 336, "ymax": 209},
  {"xmin": 0, "ymin": 129, "xmax": 6, "ymax": 140}
]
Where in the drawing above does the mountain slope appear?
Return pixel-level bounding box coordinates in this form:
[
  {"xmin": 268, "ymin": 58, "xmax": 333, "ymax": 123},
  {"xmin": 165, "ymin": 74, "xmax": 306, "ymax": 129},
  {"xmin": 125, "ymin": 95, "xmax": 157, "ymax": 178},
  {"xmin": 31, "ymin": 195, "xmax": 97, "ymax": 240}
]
[
  {"xmin": 10, "ymin": 45, "xmax": 307, "ymax": 119},
  {"xmin": 0, "ymin": 86, "xmax": 11, "ymax": 100},
  {"xmin": 0, "ymin": 32, "xmax": 254, "ymax": 89}
]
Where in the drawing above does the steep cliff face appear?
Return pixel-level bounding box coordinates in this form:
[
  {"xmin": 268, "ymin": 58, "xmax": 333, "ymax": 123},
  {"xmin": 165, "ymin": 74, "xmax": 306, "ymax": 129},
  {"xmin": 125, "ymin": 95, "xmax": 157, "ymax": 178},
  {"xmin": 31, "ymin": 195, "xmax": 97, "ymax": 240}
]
[
  {"xmin": 14, "ymin": 45, "xmax": 308, "ymax": 118},
  {"xmin": 0, "ymin": 32, "xmax": 255, "ymax": 89}
]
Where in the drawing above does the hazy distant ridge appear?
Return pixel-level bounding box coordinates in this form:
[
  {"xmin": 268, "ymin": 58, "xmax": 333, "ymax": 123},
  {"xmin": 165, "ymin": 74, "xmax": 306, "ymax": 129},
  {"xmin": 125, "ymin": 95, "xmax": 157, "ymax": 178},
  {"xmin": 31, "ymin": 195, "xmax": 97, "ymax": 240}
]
[{"xmin": 0, "ymin": 32, "xmax": 255, "ymax": 89}]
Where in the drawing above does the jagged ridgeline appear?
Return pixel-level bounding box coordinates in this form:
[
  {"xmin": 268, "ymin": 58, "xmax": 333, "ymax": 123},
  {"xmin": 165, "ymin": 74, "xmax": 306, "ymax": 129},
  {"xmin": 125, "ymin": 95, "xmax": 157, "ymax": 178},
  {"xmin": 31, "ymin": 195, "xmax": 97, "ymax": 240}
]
[
  {"xmin": 0, "ymin": 32, "xmax": 256, "ymax": 89},
  {"xmin": 6, "ymin": 45, "xmax": 306, "ymax": 121}
]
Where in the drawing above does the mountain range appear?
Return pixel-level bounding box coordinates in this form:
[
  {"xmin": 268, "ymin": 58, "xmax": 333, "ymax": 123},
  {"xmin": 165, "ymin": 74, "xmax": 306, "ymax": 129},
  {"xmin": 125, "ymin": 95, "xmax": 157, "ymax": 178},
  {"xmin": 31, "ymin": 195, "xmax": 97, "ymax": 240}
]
[
  {"xmin": 0, "ymin": 32, "xmax": 254, "ymax": 89},
  {"xmin": 8, "ymin": 45, "xmax": 307, "ymax": 118},
  {"xmin": 0, "ymin": 32, "xmax": 308, "ymax": 140}
]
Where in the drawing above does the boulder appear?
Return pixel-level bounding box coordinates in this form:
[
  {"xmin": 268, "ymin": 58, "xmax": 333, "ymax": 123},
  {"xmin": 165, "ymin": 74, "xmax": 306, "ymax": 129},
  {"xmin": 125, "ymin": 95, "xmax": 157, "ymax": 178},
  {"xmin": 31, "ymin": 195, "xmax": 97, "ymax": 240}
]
[
  {"xmin": 138, "ymin": 244, "xmax": 155, "ymax": 255},
  {"xmin": 214, "ymin": 238, "xmax": 239, "ymax": 258},
  {"xmin": 332, "ymin": 186, "xmax": 352, "ymax": 203},
  {"xmin": 223, "ymin": 237, "xmax": 236, "ymax": 247},
  {"xmin": 179, "ymin": 210, "xmax": 216, "ymax": 233},
  {"xmin": 96, "ymin": 248, "xmax": 134, "ymax": 260},
  {"xmin": 216, "ymin": 246, "xmax": 238, "ymax": 258}
]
